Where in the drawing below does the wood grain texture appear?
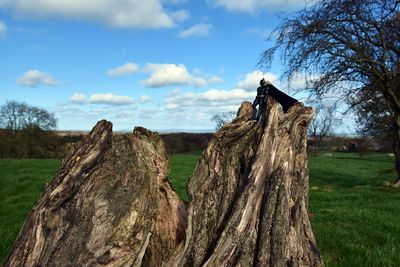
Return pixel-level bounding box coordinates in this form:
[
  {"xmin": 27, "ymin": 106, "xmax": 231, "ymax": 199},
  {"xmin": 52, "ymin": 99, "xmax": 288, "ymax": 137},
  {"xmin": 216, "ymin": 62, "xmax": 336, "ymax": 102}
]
[
  {"xmin": 167, "ymin": 99, "xmax": 323, "ymax": 266},
  {"xmin": 5, "ymin": 121, "xmax": 186, "ymax": 267},
  {"xmin": 6, "ymin": 96, "xmax": 323, "ymax": 267}
]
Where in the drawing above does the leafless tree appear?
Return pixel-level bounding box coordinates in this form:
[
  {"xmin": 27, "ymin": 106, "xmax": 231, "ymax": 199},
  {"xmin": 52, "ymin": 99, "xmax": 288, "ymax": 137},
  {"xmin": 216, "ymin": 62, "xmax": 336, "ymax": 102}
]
[
  {"xmin": 308, "ymin": 100, "xmax": 339, "ymax": 155},
  {"xmin": 260, "ymin": 0, "xmax": 400, "ymax": 182},
  {"xmin": 211, "ymin": 111, "xmax": 236, "ymax": 130},
  {"xmin": 354, "ymin": 85, "xmax": 394, "ymax": 140},
  {"xmin": 0, "ymin": 100, "xmax": 57, "ymax": 131}
]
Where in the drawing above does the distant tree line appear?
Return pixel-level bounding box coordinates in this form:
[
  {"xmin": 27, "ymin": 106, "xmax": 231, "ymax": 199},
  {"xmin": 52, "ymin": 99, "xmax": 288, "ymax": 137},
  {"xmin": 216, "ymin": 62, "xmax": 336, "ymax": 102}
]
[
  {"xmin": 0, "ymin": 100, "xmax": 214, "ymax": 158},
  {"xmin": 161, "ymin": 133, "xmax": 213, "ymax": 154},
  {"xmin": 0, "ymin": 100, "xmax": 66, "ymax": 158}
]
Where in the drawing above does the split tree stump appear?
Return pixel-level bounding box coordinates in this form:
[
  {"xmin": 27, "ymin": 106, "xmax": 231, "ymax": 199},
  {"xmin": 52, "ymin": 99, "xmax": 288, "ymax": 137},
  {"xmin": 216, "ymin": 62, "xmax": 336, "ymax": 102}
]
[
  {"xmin": 6, "ymin": 97, "xmax": 323, "ymax": 267},
  {"xmin": 5, "ymin": 123, "xmax": 186, "ymax": 267}
]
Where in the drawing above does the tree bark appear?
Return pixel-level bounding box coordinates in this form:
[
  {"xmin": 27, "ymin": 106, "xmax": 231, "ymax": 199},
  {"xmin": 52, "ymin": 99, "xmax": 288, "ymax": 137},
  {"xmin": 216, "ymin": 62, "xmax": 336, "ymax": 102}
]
[
  {"xmin": 5, "ymin": 121, "xmax": 186, "ymax": 267},
  {"xmin": 6, "ymin": 97, "xmax": 323, "ymax": 266},
  {"xmin": 167, "ymin": 99, "xmax": 323, "ymax": 266}
]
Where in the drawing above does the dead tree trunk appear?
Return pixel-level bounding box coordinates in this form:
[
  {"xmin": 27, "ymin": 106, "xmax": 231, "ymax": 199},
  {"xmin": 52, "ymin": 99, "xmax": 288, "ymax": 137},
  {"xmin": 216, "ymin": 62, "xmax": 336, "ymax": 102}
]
[
  {"xmin": 167, "ymin": 99, "xmax": 323, "ymax": 266},
  {"xmin": 5, "ymin": 121, "xmax": 186, "ymax": 267},
  {"xmin": 6, "ymin": 97, "xmax": 323, "ymax": 266}
]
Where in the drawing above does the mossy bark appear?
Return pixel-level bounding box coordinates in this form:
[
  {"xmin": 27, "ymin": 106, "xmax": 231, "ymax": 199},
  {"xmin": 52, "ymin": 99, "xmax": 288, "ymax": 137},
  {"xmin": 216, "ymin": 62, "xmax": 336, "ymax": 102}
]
[{"xmin": 6, "ymin": 97, "xmax": 323, "ymax": 267}]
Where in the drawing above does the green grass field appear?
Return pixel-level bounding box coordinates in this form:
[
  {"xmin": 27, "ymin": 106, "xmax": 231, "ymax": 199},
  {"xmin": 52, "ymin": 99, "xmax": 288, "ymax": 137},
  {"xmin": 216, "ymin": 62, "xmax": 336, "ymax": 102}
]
[
  {"xmin": 0, "ymin": 159, "xmax": 60, "ymax": 264},
  {"xmin": 1, "ymin": 153, "xmax": 399, "ymax": 266}
]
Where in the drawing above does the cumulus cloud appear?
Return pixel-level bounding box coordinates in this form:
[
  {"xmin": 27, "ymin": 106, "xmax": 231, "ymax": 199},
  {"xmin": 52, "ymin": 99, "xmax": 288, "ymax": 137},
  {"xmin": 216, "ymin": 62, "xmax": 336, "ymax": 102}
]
[
  {"xmin": 0, "ymin": 21, "xmax": 6, "ymax": 36},
  {"xmin": 208, "ymin": 0, "xmax": 306, "ymax": 14},
  {"xmin": 142, "ymin": 63, "xmax": 221, "ymax": 88},
  {"xmin": 178, "ymin": 23, "xmax": 213, "ymax": 38},
  {"xmin": 17, "ymin": 70, "xmax": 59, "ymax": 87},
  {"xmin": 140, "ymin": 95, "xmax": 152, "ymax": 103},
  {"xmin": 70, "ymin": 93, "xmax": 87, "ymax": 103},
  {"xmin": 165, "ymin": 70, "xmax": 299, "ymax": 111},
  {"xmin": 161, "ymin": 70, "xmax": 297, "ymax": 130},
  {"xmin": 235, "ymin": 70, "xmax": 311, "ymax": 100},
  {"xmin": 0, "ymin": 0, "xmax": 188, "ymax": 29},
  {"xmin": 236, "ymin": 71, "xmax": 277, "ymax": 91},
  {"xmin": 71, "ymin": 92, "xmax": 136, "ymax": 106},
  {"xmin": 52, "ymin": 102, "xmax": 138, "ymax": 130},
  {"xmin": 165, "ymin": 88, "xmax": 255, "ymax": 110},
  {"xmin": 107, "ymin": 62, "xmax": 139, "ymax": 77},
  {"xmin": 170, "ymin": 10, "xmax": 191, "ymax": 22},
  {"xmin": 208, "ymin": 76, "xmax": 224, "ymax": 84},
  {"xmin": 198, "ymin": 88, "xmax": 254, "ymax": 102}
]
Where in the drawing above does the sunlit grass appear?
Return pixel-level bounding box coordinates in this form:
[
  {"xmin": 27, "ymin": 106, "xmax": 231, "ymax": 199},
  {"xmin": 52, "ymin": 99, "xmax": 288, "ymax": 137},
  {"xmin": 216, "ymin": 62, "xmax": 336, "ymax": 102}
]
[
  {"xmin": 1, "ymin": 153, "xmax": 399, "ymax": 266},
  {"xmin": 168, "ymin": 151, "xmax": 202, "ymax": 202},
  {"xmin": 0, "ymin": 159, "xmax": 60, "ymax": 263},
  {"xmin": 308, "ymin": 153, "xmax": 400, "ymax": 266}
]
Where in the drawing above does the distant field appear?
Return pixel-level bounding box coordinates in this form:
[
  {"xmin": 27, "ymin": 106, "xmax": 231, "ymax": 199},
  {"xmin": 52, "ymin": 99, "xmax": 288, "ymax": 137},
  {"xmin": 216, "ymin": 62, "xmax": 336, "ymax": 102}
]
[
  {"xmin": 308, "ymin": 153, "xmax": 400, "ymax": 267},
  {"xmin": 1, "ymin": 153, "xmax": 399, "ymax": 266}
]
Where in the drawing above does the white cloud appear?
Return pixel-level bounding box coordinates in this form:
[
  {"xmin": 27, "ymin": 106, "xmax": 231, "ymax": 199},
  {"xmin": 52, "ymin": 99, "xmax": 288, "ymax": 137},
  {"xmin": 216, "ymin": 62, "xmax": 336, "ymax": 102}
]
[
  {"xmin": 170, "ymin": 10, "xmax": 191, "ymax": 22},
  {"xmin": 160, "ymin": 69, "xmax": 298, "ymax": 114},
  {"xmin": 199, "ymin": 88, "xmax": 254, "ymax": 102},
  {"xmin": 142, "ymin": 63, "xmax": 221, "ymax": 88},
  {"xmin": 90, "ymin": 93, "xmax": 136, "ymax": 105},
  {"xmin": 237, "ymin": 71, "xmax": 277, "ymax": 91},
  {"xmin": 178, "ymin": 23, "xmax": 213, "ymax": 38},
  {"xmin": 208, "ymin": 0, "xmax": 306, "ymax": 14},
  {"xmin": 208, "ymin": 76, "xmax": 224, "ymax": 84},
  {"xmin": 160, "ymin": 70, "xmax": 301, "ymax": 130},
  {"xmin": 107, "ymin": 62, "xmax": 139, "ymax": 77},
  {"xmin": 70, "ymin": 93, "xmax": 87, "ymax": 103},
  {"xmin": 17, "ymin": 70, "xmax": 59, "ymax": 87},
  {"xmin": 165, "ymin": 88, "xmax": 255, "ymax": 110},
  {"xmin": 160, "ymin": 87, "xmax": 252, "ymax": 131},
  {"xmin": 0, "ymin": 0, "xmax": 188, "ymax": 29},
  {"xmin": 71, "ymin": 92, "xmax": 136, "ymax": 106},
  {"xmin": 140, "ymin": 95, "xmax": 152, "ymax": 103},
  {"xmin": 0, "ymin": 21, "xmax": 6, "ymax": 36},
  {"xmin": 143, "ymin": 63, "xmax": 194, "ymax": 87},
  {"xmin": 235, "ymin": 70, "xmax": 310, "ymax": 100},
  {"xmin": 52, "ymin": 102, "xmax": 138, "ymax": 130}
]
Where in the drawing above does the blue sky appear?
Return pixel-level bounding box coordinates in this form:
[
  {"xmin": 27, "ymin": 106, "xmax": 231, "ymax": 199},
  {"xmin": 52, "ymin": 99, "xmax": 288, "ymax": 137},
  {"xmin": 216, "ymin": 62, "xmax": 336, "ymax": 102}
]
[{"xmin": 0, "ymin": 0, "xmax": 356, "ymax": 133}]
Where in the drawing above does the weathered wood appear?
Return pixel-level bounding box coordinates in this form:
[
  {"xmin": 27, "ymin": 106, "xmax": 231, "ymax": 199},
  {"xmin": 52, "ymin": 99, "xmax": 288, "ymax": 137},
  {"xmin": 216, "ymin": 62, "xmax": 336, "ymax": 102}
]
[
  {"xmin": 5, "ymin": 121, "xmax": 186, "ymax": 267},
  {"xmin": 6, "ymin": 96, "xmax": 323, "ymax": 267},
  {"xmin": 167, "ymin": 98, "xmax": 323, "ymax": 266}
]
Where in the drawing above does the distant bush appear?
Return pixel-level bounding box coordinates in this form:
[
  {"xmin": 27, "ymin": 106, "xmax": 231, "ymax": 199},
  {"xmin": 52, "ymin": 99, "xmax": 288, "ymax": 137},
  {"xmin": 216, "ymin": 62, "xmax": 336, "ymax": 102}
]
[
  {"xmin": 161, "ymin": 133, "xmax": 213, "ymax": 154},
  {"xmin": 0, "ymin": 127, "xmax": 66, "ymax": 159}
]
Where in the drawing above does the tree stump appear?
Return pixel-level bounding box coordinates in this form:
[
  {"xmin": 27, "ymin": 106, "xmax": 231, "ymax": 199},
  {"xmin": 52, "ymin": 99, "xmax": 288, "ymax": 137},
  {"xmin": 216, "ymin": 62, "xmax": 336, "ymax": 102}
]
[
  {"xmin": 6, "ymin": 97, "xmax": 323, "ymax": 267},
  {"xmin": 167, "ymin": 99, "xmax": 323, "ymax": 266},
  {"xmin": 5, "ymin": 121, "xmax": 186, "ymax": 267}
]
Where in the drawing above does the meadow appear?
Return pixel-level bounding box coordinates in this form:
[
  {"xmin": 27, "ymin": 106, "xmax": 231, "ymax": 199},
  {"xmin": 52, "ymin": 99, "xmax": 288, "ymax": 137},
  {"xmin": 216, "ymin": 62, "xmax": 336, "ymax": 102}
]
[{"xmin": 1, "ymin": 153, "xmax": 399, "ymax": 266}]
